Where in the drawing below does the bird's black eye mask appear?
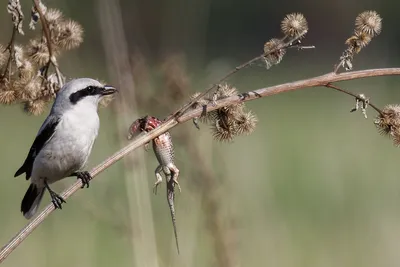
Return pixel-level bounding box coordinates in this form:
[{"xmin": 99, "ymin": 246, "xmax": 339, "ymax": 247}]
[{"xmin": 69, "ymin": 86, "xmax": 104, "ymax": 104}]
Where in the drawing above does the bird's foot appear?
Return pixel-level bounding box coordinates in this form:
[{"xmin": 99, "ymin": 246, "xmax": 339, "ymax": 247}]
[
  {"xmin": 44, "ymin": 181, "xmax": 66, "ymax": 210},
  {"xmin": 48, "ymin": 188, "xmax": 66, "ymax": 209},
  {"xmin": 73, "ymin": 171, "xmax": 92, "ymax": 188}
]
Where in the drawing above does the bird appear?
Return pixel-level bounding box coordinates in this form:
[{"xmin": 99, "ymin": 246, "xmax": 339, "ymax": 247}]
[{"xmin": 14, "ymin": 78, "xmax": 117, "ymax": 219}]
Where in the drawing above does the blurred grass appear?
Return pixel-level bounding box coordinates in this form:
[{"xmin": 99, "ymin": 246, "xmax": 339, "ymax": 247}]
[{"xmin": 2, "ymin": 0, "xmax": 400, "ymax": 266}]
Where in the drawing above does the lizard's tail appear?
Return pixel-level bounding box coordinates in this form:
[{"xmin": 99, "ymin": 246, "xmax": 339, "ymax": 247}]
[{"xmin": 167, "ymin": 180, "xmax": 180, "ymax": 254}]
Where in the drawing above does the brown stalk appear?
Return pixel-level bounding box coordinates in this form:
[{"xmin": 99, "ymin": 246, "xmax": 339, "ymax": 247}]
[
  {"xmin": 33, "ymin": 0, "xmax": 64, "ymax": 87},
  {"xmin": 1, "ymin": 27, "xmax": 17, "ymax": 80},
  {"xmin": 0, "ymin": 67, "xmax": 400, "ymax": 263},
  {"xmin": 169, "ymin": 34, "xmax": 306, "ymax": 120},
  {"xmin": 325, "ymin": 83, "xmax": 383, "ymax": 115}
]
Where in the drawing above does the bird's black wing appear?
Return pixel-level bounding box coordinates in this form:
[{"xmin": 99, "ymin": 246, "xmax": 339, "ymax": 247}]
[{"xmin": 14, "ymin": 116, "xmax": 60, "ymax": 180}]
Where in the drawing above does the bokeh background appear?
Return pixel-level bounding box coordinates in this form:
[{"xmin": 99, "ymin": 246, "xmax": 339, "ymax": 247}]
[{"xmin": 1, "ymin": 0, "xmax": 400, "ymax": 266}]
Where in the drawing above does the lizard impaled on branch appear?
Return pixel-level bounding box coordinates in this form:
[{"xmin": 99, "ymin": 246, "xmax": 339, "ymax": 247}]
[{"xmin": 128, "ymin": 115, "xmax": 181, "ymax": 254}]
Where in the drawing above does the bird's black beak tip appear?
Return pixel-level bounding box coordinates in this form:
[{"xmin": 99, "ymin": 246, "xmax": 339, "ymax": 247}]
[{"xmin": 102, "ymin": 85, "xmax": 118, "ymax": 95}]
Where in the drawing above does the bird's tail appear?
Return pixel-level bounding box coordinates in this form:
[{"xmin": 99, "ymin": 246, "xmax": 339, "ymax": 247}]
[{"xmin": 21, "ymin": 184, "xmax": 45, "ymax": 219}]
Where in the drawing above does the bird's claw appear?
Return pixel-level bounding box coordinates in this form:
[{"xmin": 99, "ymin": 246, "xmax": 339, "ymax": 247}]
[
  {"xmin": 49, "ymin": 191, "xmax": 66, "ymax": 209},
  {"xmin": 75, "ymin": 171, "xmax": 92, "ymax": 188}
]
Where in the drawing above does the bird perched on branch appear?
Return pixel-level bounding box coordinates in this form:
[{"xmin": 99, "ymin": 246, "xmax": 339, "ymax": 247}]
[{"xmin": 14, "ymin": 78, "xmax": 117, "ymax": 219}]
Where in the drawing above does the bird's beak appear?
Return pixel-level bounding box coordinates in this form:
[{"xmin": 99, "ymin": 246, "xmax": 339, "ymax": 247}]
[{"xmin": 102, "ymin": 85, "xmax": 118, "ymax": 96}]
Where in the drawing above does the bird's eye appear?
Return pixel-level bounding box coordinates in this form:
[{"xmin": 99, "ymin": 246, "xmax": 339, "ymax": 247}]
[{"xmin": 86, "ymin": 86, "xmax": 97, "ymax": 95}]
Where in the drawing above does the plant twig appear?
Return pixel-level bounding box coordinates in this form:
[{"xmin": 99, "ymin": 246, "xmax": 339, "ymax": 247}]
[
  {"xmin": 1, "ymin": 27, "xmax": 17, "ymax": 80},
  {"xmin": 1, "ymin": 67, "xmax": 400, "ymax": 263},
  {"xmin": 33, "ymin": 0, "xmax": 64, "ymax": 87},
  {"xmin": 325, "ymin": 83, "xmax": 383, "ymax": 115},
  {"xmin": 168, "ymin": 34, "xmax": 308, "ymax": 120}
]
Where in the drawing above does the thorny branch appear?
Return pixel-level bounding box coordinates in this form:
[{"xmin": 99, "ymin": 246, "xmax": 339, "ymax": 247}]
[{"xmin": 1, "ymin": 67, "xmax": 400, "ymax": 263}]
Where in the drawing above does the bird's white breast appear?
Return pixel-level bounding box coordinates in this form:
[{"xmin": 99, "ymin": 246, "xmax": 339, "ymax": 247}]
[{"xmin": 31, "ymin": 107, "xmax": 100, "ymax": 186}]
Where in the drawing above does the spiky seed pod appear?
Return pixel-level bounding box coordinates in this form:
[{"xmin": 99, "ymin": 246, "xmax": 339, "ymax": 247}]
[
  {"xmin": 211, "ymin": 117, "xmax": 235, "ymax": 142},
  {"xmin": 263, "ymin": 38, "xmax": 286, "ymax": 68},
  {"xmin": 24, "ymin": 99, "xmax": 47, "ymax": 115},
  {"xmin": 26, "ymin": 39, "xmax": 51, "ymax": 66},
  {"xmin": 44, "ymin": 8, "xmax": 63, "ymax": 28},
  {"xmin": 14, "ymin": 76, "xmax": 42, "ymax": 101},
  {"xmin": 54, "ymin": 19, "xmax": 84, "ymax": 50},
  {"xmin": 355, "ymin": 11, "xmax": 382, "ymax": 37},
  {"xmin": 202, "ymin": 84, "xmax": 243, "ymax": 123},
  {"xmin": 281, "ymin": 13, "xmax": 308, "ymax": 38},
  {"xmin": 375, "ymin": 104, "xmax": 400, "ymax": 146},
  {"xmin": 233, "ymin": 110, "xmax": 258, "ymax": 136},
  {"xmin": 0, "ymin": 90, "xmax": 16, "ymax": 104},
  {"xmin": 189, "ymin": 92, "xmax": 210, "ymax": 109},
  {"xmin": 214, "ymin": 84, "xmax": 239, "ymax": 99},
  {"xmin": 18, "ymin": 60, "xmax": 35, "ymax": 82},
  {"xmin": 345, "ymin": 31, "xmax": 372, "ymax": 53}
]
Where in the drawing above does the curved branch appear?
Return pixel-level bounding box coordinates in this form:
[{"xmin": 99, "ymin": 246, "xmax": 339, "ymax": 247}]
[{"xmin": 1, "ymin": 67, "xmax": 400, "ymax": 263}]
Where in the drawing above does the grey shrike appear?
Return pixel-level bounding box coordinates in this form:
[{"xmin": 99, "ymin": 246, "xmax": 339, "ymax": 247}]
[{"xmin": 14, "ymin": 78, "xmax": 117, "ymax": 219}]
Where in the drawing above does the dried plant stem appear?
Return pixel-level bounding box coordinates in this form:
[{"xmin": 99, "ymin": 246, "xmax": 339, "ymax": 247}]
[
  {"xmin": 1, "ymin": 27, "xmax": 17, "ymax": 80},
  {"xmin": 170, "ymin": 34, "xmax": 306, "ymax": 120},
  {"xmin": 33, "ymin": 0, "xmax": 64, "ymax": 87},
  {"xmin": 325, "ymin": 83, "xmax": 383, "ymax": 115},
  {"xmin": 0, "ymin": 67, "xmax": 400, "ymax": 263}
]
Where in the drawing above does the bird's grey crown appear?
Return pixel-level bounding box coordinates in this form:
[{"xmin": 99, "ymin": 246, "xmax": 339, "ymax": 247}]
[{"xmin": 58, "ymin": 78, "xmax": 104, "ymax": 97}]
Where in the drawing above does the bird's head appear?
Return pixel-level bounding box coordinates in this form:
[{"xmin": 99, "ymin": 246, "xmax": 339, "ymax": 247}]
[{"xmin": 53, "ymin": 78, "xmax": 118, "ymax": 112}]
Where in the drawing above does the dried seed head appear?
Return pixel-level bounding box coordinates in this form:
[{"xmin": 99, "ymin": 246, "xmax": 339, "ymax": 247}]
[
  {"xmin": 214, "ymin": 84, "xmax": 239, "ymax": 99},
  {"xmin": 26, "ymin": 39, "xmax": 50, "ymax": 66},
  {"xmin": 355, "ymin": 11, "xmax": 382, "ymax": 37},
  {"xmin": 18, "ymin": 60, "xmax": 35, "ymax": 81},
  {"xmin": 0, "ymin": 90, "xmax": 16, "ymax": 104},
  {"xmin": 14, "ymin": 76, "xmax": 42, "ymax": 101},
  {"xmin": 54, "ymin": 19, "xmax": 84, "ymax": 50},
  {"xmin": 281, "ymin": 13, "xmax": 308, "ymax": 38},
  {"xmin": 7, "ymin": 0, "xmax": 24, "ymax": 35},
  {"xmin": 345, "ymin": 31, "xmax": 372, "ymax": 53},
  {"xmin": 233, "ymin": 110, "xmax": 258, "ymax": 135},
  {"xmin": 263, "ymin": 38, "xmax": 286, "ymax": 69},
  {"xmin": 211, "ymin": 119, "xmax": 235, "ymax": 142},
  {"xmin": 24, "ymin": 99, "xmax": 47, "ymax": 115},
  {"xmin": 375, "ymin": 104, "xmax": 400, "ymax": 146},
  {"xmin": 45, "ymin": 8, "xmax": 64, "ymax": 26},
  {"xmin": 189, "ymin": 92, "xmax": 209, "ymax": 109}
]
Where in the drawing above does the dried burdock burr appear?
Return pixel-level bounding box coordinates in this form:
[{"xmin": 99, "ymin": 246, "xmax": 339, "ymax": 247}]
[
  {"xmin": 280, "ymin": 13, "xmax": 308, "ymax": 38},
  {"xmin": 355, "ymin": 10, "xmax": 382, "ymax": 37},
  {"xmin": 375, "ymin": 105, "xmax": 400, "ymax": 146}
]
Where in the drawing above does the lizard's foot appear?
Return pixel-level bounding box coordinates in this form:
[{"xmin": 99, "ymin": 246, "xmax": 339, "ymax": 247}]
[
  {"xmin": 172, "ymin": 178, "xmax": 181, "ymax": 193},
  {"xmin": 153, "ymin": 179, "xmax": 162, "ymax": 195}
]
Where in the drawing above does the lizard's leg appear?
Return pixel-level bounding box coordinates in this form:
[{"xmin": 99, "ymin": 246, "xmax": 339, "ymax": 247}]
[
  {"xmin": 153, "ymin": 165, "xmax": 163, "ymax": 195},
  {"xmin": 168, "ymin": 163, "xmax": 181, "ymax": 193}
]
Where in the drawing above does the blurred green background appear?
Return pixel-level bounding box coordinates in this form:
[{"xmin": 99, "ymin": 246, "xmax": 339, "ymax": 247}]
[{"xmin": 1, "ymin": 0, "xmax": 400, "ymax": 266}]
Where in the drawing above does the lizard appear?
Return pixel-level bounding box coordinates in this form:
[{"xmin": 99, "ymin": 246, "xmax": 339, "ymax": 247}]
[{"xmin": 128, "ymin": 115, "xmax": 181, "ymax": 254}]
